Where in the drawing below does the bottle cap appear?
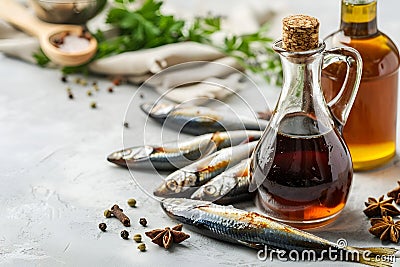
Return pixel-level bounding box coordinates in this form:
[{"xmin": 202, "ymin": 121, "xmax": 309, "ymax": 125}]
[{"xmin": 282, "ymin": 15, "xmax": 319, "ymax": 51}]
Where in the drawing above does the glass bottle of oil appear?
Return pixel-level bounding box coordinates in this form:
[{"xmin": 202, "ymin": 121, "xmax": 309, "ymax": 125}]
[
  {"xmin": 251, "ymin": 15, "xmax": 362, "ymax": 228},
  {"xmin": 322, "ymin": 0, "xmax": 399, "ymax": 171}
]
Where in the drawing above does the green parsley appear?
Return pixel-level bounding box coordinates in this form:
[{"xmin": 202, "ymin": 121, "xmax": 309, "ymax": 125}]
[{"xmin": 33, "ymin": 49, "xmax": 50, "ymax": 67}]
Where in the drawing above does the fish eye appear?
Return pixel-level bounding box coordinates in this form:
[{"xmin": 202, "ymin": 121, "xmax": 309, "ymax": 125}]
[
  {"xmin": 166, "ymin": 180, "xmax": 178, "ymax": 191},
  {"xmin": 188, "ymin": 175, "xmax": 196, "ymax": 185},
  {"xmin": 110, "ymin": 152, "xmax": 120, "ymax": 159},
  {"xmin": 204, "ymin": 185, "xmax": 216, "ymax": 195},
  {"xmin": 122, "ymin": 149, "xmax": 131, "ymax": 157}
]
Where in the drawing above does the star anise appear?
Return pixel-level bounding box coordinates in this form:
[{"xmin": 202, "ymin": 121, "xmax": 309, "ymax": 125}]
[
  {"xmin": 363, "ymin": 195, "xmax": 400, "ymax": 217},
  {"xmin": 369, "ymin": 216, "xmax": 400, "ymax": 243},
  {"xmin": 145, "ymin": 224, "xmax": 190, "ymax": 249},
  {"xmin": 387, "ymin": 181, "xmax": 400, "ymax": 204}
]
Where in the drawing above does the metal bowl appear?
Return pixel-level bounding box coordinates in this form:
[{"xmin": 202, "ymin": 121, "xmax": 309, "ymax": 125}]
[{"xmin": 30, "ymin": 0, "xmax": 107, "ymax": 24}]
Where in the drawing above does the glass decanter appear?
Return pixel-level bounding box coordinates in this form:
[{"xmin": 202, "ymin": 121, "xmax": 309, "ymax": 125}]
[{"xmin": 251, "ymin": 15, "xmax": 363, "ymax": 228}]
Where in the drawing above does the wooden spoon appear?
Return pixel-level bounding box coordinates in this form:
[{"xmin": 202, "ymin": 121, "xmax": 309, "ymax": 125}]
[{"xmin": 0, "ymin": 0, "xmax": 97, "ymax": 66}]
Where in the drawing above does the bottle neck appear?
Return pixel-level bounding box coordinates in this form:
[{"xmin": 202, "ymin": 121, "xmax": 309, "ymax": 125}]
[
  {"xmin": 271, "ymin": 41, "xmax": 336, "ymax": 134},
  {"xmin": 277, "ymin": 53, "xmax": 329, "ymax": 121},
  {"xmin": 340, "ymin": 0, "xmax": 378, "ymax": 37}
]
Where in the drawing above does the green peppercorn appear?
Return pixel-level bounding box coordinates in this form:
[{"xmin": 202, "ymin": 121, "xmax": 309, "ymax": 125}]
[
  {"xmin": 139, "ymin": 218, "xmax": 147, "ymax": 227},
  {"xmin": 121, "ymin": 230, "xmax": 129, "ymax": 240},
  {"xmin": 87, "ymin": 90, "xmax": 92, "ymax": 96},
  {"xmin": 137, "ymin": 243, "xmax": 146, "ymax": 252},
  {"xmin": 104, "ymin": 209, "xmax": 112, "ymax": 218},
  {"xmin": 80, "ymin": 79, "xmax": 88, "ymax": 86},
  {"xmin": 127, "ymin": 198, "xmax": 136, "ymax": 207},
  {"xmin": 90, "ymin": 101, "xmax": 97, "ymax": 109},
  {"xmin": 93, "ymin": 85, "xmax": 99, "ymax": 91},
  {"xmin": 99, "ymin": 223, "xmax": 107, "ymax": 232},
  {"xmin": 133, "ymin": 234, "xmax": 142, "ymax": 243}
]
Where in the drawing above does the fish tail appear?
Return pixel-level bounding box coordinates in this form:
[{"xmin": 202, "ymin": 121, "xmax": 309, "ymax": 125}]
[{"xmin": 347, "ymin": 246, "xmax": 398, "ymax": 267}]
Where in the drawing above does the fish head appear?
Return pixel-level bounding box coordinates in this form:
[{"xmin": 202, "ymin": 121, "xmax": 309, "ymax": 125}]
[
  {"xmin": 107, "ymin": 151, "xmax": 126, "ymax": 167},
  {"xmin": 191, "ymin": 175, "xmax": 237, "ymax": 202},
  {"xmin": 107, "ymin": 146, "xmax": 153, "ymax": 168},
  {"xmin": 140, "ymin": 103, "xmax": 175, "ymax": 119},
  {"xmin": 203, "ymin": 184, "xmax": 219, "ymax": 196},
  {"xmin": 153, "ymin": 171, "xmax": 198, "ymax": 197},
  {"xmin": 190, "ymin": 178, "xmax": 223, "ymax": 201}
]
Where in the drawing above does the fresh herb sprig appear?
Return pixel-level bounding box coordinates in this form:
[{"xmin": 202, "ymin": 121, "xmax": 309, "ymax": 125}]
[
  {"xmin": 33, "ymin": 49, "xmax": 51, "ymax": 67},
  {"xmin": 95, "ymin": 0, "xmax": 186, "ymax": 58},
  {"xmin": 34, "ymin": 0, "xmax": 282, "ymax": 85},
  {"xmin": 220, "ymin": 24, "xmax": 282, "ymax": 85}
]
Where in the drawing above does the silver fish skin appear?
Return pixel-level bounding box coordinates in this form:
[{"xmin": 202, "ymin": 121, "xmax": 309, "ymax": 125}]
[
  {"xmin": 107, "ymin": 130, "xmax": 262, "ymax": 170},
  {"xmin": 141, "ymin": 103, "xmax": 269, "ymax": 135},
  {"xmin": 153, "ymin": 141, "xmax": 258, "ymax": 198},
  {"xmin": 190, "ymin": 159, "xmax": 254, "ymax": 204},
  {"xmin": 161, "ymin": 198, "xmax": 398, "ymax": 267}
]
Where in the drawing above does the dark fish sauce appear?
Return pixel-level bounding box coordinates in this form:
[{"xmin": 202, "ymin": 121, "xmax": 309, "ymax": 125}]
[{"xmin": 253, "ymin": 113, "xmax": 353, "ymax": 224}]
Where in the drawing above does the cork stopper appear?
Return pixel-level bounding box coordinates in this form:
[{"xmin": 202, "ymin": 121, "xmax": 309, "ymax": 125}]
[{"xmin": 282, "ymin": 15, "xmax": 320, "ymax": 52}]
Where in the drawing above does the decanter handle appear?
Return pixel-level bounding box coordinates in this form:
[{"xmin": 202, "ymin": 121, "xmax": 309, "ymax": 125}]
[{"xmin": 323, "ymin": 47, "xmax": 363, "ymax": 127}]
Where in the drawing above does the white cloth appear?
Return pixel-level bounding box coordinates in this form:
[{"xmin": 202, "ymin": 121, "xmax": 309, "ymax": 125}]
[
  {"xmin": 0, "ymin": 1, "xmax": 284, "ymax": 103},
  {"xmin": 143, "ymin": 57, "xmax": 245, "ymax": 104},
  {"xmin": 89, "ymin": 42, "xmax": 225, "ymax": 76},
  {"xmin": 156, "ymin": 73, "xmax": 245, "ymax": 105},
  {"xmin": 0, "ymin": 21, "xmax": 40, "ymax": 64}
]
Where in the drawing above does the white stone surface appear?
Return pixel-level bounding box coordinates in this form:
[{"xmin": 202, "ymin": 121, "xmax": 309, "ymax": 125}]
[{"xmin": 1, "ymin": 0, "xmax": 399, "ymax": 266}]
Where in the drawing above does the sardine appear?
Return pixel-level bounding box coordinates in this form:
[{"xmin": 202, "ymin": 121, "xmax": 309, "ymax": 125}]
[
  {"xmin": 107, "ymin": 130, "xmax": 262, "ymax": 170},
  {"xmin": 153, "ymin": 141, "xmax": 258, "ymax": 198},
  {"xmin": 190, "ymin": 159, "xmax": 253, "ymax": 204},
  {"xmin": 141, "ymin": 102, "xmax": 269, "ymax": 135},
  {"xmin": 162, "ymin": 198, "xmax": 398, "ymax": 267}
]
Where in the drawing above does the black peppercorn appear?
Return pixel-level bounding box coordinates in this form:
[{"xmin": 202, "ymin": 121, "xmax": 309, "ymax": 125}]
[
  {"xmin": 99, "ymin": 223, "xmax": 107, "ymax": 232},
  {"xmin": 121, "ymin": 230, "xmax": 129, "ymax": 239},
  {"xmin": 139, "ymin": 218, "xmax": 147, "ymax": 227},
  {"xmin": 61, "ymin": 76, "xmax": 68, "ymax": 83},
  {"xmin": 66, "ymin": 87, "xmax": 74, "ymax": 99}
]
